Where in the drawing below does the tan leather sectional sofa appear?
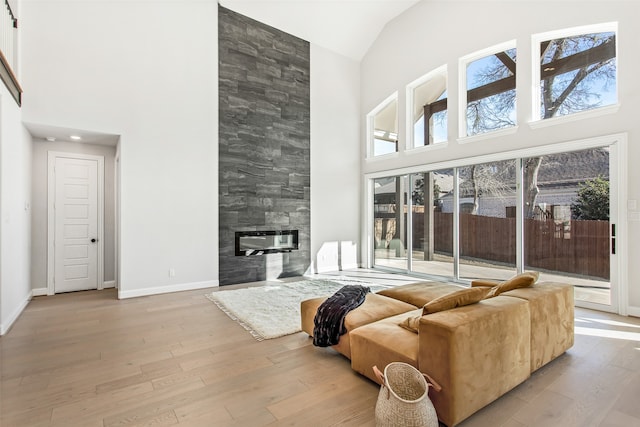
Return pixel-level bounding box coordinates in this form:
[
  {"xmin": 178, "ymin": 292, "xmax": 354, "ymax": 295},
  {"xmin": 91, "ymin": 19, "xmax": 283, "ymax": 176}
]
[{"xmin": 301, "ymin": 280, "xmax": 574, "ymax": 427}]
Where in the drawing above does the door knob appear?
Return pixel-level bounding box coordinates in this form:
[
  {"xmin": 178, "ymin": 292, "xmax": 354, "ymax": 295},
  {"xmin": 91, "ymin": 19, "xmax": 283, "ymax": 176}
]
[{"xmin": 91, "ymin": 238, "xmax": 97, "ymax": 243}]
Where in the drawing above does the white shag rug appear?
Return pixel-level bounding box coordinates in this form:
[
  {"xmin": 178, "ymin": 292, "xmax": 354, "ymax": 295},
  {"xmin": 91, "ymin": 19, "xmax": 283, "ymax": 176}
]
[{"xmin": 206, "ymin": 278, "xmax": 390, "ymax": 341}]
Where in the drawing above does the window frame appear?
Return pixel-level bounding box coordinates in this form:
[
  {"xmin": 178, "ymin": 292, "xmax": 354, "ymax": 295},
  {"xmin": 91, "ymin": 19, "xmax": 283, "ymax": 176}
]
[
  {"xmin": 405, "ymin": 65, "xmax": 448, "ymax": 151},
  {"xmin": 366, "ymin": 92, "xmax": 399, "ymax": 159},
  {"xmin": 530, "ymin": 22, "xmax": 619, "ymax": 126},
  {"xmin": 458, "ymin": 39, "xmax": 518, "ymax": 142},
  {"xmin": 365, "ymin": 133, "xmax": 627, "ymax": 316}
]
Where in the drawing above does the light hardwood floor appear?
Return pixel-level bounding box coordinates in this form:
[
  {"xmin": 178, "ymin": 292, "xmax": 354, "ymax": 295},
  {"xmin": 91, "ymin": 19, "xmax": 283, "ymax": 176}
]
[{"xmin": 1, "ymin": 273, "xmax": 639, "ymax": 427}]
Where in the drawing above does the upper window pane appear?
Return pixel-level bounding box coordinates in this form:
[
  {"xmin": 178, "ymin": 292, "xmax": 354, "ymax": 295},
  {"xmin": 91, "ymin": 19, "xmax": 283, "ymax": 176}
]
[
  {"xmin": 465, "ymin": 47, "xmax": 517, "ymax": 137},
  {"xmin": 539, "ymin": 31, "xmax": 616, "ymax": 120},
  {"xmin": 410, "ymin": 68, "xmax": 448, "ymax": 148},
  {"xmin": 372, "ymin": 98, "xmax": 398, "ymax": 156}
]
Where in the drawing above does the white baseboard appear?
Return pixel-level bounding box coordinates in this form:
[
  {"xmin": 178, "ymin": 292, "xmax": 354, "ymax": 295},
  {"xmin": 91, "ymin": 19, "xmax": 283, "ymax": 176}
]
[
  {"xmin": 0, "ymin": 292, "xmax": 32, "ymax": 335},
  {"xmin": 32, "ymin": 287, "xmax": 48, "ymax": 297},
  {"xmin": 33, "ymin": 283, "xmax": 116, "ymax": 296},
  {"xmin": 340, "ymin": 263, "xmax": 360, "ymax": 271},
  {"xmin": 627, "ymin": 305, "xmax": 640, "ymax": 317},
  {"xmin": 118, "ymin": 280, "xmax": 219, "ymax": 299}
]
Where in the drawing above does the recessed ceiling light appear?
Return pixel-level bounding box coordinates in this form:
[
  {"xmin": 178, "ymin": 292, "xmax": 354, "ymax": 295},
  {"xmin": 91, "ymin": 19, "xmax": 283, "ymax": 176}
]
[
  {"xmin": 46, "ymin": 137, "xmax": 56, "ymax": 142},
  {"xmin": 70, "ymin": 135, "xmax": 82, "ymax": 141}
]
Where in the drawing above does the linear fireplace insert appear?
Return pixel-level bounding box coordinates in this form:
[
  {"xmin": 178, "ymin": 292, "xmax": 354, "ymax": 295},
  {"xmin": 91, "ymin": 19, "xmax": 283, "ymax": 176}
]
[{"xmin": 235, "ymin": 230, "xmax": 299, "ymax": 256}]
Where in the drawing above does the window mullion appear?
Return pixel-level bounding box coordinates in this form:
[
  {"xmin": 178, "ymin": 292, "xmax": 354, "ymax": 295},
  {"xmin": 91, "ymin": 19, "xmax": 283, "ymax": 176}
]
[
  {"xmin": 453, "ymin": 167, "xmax": 460, "ymax": 281},
  {"xmin": 407, "ymin": 174, "xmax": 413, "ymax": 273},
  {"xmin": 516, "ymin": 158, "xmax": 524, "ymax": 273}
]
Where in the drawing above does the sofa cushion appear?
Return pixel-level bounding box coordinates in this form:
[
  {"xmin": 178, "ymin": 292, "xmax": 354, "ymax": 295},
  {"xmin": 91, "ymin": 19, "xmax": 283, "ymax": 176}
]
[
  {"xmin": 417, "ymin": 296, "xmax": 532, "ymax": 427},
  {"xmin": 494, "ymin": 271, "xmax": 540, "ymax": 295},
  {"xmin": 500, "ymin": 282, "xmax": 574, "ymax": 371},
  {"xmin": 471, "ymin": 279, "xmax": 500, "ymax": 287},
  {"xmin": 397, "ymin": 288, "xmax": 492, "ymax": 333},
  {"xmin": 377, "ymin": 281, "xmax": 464, "ymax": 307},
  {"xmin": 300, "ymin": 293, "xmax": 416, "ymax": 358},
  {"xmin": 350, "ymin": 309, "xmax": 423, "ymax": 382},
  {"xmin": 471, "ymin": 272, "xmax": 540, "ymax": 298},
  {"xmin": 422, "ymin": 287, "xmax": 491, "ymax": 315},
  {"xmin": 398, "ymin": 315, "xmax": 421, "ymax": 333}
]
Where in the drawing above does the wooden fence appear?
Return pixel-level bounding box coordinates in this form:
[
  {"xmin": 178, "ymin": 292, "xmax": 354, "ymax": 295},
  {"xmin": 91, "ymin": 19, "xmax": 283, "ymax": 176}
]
[{"xmin": 407, "ymin": 212, "xmax": 610, "ymax": 279}]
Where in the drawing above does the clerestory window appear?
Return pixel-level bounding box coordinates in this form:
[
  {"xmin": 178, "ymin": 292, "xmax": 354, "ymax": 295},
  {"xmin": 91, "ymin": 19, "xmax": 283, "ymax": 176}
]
[
  {"xmin": 408, "ymin": 66, "xmax": 448, "ymax": 148},
  {"xmin": 461, "ymin": 42, "xmax": 517, "ymax": 138},
  {"xmin": 368, "ymin": 94, "xmax": 398, "ymax": 157},
  {"xmin": 535, "ymin": 26, "xmax": 617, "ymax": 121}
]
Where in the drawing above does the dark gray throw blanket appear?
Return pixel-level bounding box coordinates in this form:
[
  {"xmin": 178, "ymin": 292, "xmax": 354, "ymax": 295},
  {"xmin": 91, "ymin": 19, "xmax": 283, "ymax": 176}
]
[{"xmin": 313, "ymin": 285, "xmax": 370, "ymax": 347}]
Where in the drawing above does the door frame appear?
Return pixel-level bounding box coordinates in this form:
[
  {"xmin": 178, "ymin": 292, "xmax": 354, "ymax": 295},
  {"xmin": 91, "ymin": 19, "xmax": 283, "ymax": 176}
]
[{"xmin": 47, "ymin": 151, "xmax": 105, "ymax": 295}]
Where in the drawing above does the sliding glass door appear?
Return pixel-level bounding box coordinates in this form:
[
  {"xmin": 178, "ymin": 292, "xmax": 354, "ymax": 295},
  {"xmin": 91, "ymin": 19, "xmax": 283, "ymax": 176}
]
[
  {"xmin": 370, "ymin": 138, "xmax": 622, "ymax": 313},
  {"xmin": 373, "ymin": 176, "xmax": 408, "ymax": 270},
  {"xmin": 410, "ymin": 170, "xmax": 454, "ymax": 278},
  {"xmin": 458, "ymin": 160, "xmax": 517, "ymax": 281},
  {"xmin": 523, "ymin": 146, "xmax": 616, "ymax": 310}
]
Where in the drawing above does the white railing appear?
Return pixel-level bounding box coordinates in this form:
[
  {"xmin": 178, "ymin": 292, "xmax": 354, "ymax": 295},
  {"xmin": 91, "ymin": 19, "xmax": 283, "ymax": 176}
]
[{"xmin": 1, "ymin": 0, "xmax": 16, "ymax": 71}]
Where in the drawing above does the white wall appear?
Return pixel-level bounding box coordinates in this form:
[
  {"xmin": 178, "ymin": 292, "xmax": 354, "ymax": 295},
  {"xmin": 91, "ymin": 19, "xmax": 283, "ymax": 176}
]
[
  {"xmin": 360, "ymin": 0, "xmax": 640, "ymax": 313},
  {"xmin": 0, "ymin": 86, "xmax": 32, "ymax": 335},
  {"xmin": 30, "ymin": 140, "xmax": 117, "ymax": 290},
  {"xmin": 18, "ymin": 0, "xmax": 365, "ymax": 302},
  {"xmin": 310, "ymin": 44, "xmax": 361, "ymax": 273},
  {"xmin": 20, "ymin": 1, "xmax": 219, "ymax": 298}
]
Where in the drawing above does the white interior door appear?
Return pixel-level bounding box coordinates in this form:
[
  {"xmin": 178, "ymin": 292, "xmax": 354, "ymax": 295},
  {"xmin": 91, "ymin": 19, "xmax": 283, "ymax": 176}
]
[{"xmin": 54, "ymin": 157, "xmax": 99, "ymax": 293}]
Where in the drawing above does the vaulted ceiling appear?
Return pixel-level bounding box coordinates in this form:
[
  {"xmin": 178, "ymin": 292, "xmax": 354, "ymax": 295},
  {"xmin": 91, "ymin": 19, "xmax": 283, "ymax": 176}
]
[{"xmin": 219, "ymin": 0, "xmax": 421, "ymax": 60}]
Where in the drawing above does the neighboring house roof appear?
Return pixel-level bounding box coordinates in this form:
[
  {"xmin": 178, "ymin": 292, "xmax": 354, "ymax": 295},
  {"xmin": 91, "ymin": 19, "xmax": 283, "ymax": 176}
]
[
  {"xmin": 374, "ymin": 149, "xmax": 609, "ymax": 213},
  {"xmin": 451, "ymin": 148, "xmax": 609, "ymax": 198},
  {"xmin": 536, "ymin": 148, "xmax": 609, "ymax": 185}
]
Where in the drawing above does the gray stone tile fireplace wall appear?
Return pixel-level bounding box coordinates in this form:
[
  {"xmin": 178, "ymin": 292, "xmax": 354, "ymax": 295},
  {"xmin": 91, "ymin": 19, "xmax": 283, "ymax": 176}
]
[{"xmin": 218, "ymin": 6, "xmax": 311, "ymax": 285}]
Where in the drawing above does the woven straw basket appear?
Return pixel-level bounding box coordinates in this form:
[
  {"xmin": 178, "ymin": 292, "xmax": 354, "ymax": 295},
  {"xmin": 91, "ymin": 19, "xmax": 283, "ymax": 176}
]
[{"xmin": 373, "ymin": 362, "xmax": 439, "ymax": 427}]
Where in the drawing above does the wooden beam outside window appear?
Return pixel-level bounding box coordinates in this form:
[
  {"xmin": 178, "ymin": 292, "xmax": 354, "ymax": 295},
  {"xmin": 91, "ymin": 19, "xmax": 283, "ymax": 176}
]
[{"xmin": 422, "ymin": 39, "xmax": 615, "ymax": 125}]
